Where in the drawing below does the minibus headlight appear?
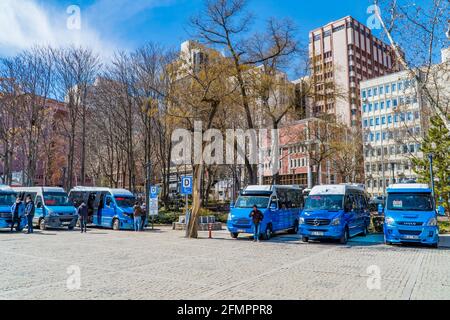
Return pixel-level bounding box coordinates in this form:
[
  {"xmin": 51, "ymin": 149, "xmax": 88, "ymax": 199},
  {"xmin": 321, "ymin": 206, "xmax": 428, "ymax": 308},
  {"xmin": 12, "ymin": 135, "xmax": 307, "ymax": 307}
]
[
  {"xmin": 331, "ymin": 218, "xmax": 341, "ymax": 226},
  {"xmin": 426, "ymin": 218, "xmax": 437, "ymax": 226},
  {"xmin": 299, "ymin": 217, "xmax": 305, "ymax": 225},
  {"xmin": 385, "ymin": 217, "xmax": 395, "ymax": 226}
]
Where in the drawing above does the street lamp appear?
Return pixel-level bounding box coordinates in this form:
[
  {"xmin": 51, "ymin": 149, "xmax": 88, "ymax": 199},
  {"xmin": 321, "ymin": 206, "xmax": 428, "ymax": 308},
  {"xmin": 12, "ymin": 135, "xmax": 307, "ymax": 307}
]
[{"xmin": 429, "ymin": 142, "xmax": 437, "ymax": 199}]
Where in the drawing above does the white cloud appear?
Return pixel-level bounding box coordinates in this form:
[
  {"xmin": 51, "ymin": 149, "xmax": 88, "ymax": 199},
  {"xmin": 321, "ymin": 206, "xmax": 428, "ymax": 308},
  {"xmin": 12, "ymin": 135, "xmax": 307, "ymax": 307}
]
[{"xmin": 0, "ymin": 0, "xmax": 174, "ymax": 58}]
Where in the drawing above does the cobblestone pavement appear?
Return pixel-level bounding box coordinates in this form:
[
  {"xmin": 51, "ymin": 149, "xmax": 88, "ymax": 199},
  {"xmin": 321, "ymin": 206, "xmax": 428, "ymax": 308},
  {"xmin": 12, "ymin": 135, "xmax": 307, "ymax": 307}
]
[{"xmin": 1, "ymin": 226, "xmax": 449, "ymax": 300}]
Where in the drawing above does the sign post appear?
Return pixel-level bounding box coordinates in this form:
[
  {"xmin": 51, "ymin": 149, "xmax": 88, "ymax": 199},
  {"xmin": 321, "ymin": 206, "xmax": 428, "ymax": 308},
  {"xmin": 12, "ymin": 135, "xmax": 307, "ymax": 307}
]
[
  {"xmin": 149, "ymin": 185, "xmax": 159, "ymax": 230},
  {"xmin": 181, "ymin": 176, "xmax": 193, "ymax": 237}
]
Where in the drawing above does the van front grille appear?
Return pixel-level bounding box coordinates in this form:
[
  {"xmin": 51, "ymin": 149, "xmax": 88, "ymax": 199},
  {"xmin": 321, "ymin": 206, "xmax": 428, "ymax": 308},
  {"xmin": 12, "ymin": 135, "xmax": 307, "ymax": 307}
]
[
  {"xmin": 399, "ymin": 230, "xmax": 422, "ymax": 236},
  {"xmin": 305, "ymin": 219, "xmax": 331, "ymax": 226}
]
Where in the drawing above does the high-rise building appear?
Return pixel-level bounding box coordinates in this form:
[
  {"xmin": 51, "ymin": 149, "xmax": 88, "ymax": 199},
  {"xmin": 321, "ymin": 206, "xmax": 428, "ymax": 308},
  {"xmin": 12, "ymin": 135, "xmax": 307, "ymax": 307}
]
[
  {"xmin": 309, "ymin": 16, "xmax": 401, "ymax": 128},
  {"xmin": 360, "ymin": 70, "xmax": 425, "ymax": 196}
]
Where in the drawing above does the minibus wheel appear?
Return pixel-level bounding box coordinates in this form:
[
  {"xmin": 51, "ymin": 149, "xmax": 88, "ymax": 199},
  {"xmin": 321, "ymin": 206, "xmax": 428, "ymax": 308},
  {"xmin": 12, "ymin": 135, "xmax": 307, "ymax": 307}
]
[
  {"xmin": 68, "ymin": 226, "xmax": 74, "ymax": 231},
  {"xmin": 361, "ymin": 224, "xmax": 368, "ymax": 237},
  {"xmin": 112, "ymin": 219, "xmax": 120, "ymax": 231},
  {"xmin": 339, "ymin": 228, "xmax": 349, "ymax": 244},
  {"xmin": 263, "ymin": 224, "xmax": 272, "ymax": 240},
  {"xmin": 39, "ymin": 219, "xmax": 47, "ymax": 231},
  {"xmin": 288, "ymin": 221, "xmax": 299, "ymax": 234},
  {"xmin": 302, "ymin": 236, "xmax": 309, "ymax": 243},
  {"xmin": 431, "ymin": 242, "xmax": 438, "ymax": 249},
  {"xmin": 230, "ymin": 232, "xmax": 239, "ymax": 239}
]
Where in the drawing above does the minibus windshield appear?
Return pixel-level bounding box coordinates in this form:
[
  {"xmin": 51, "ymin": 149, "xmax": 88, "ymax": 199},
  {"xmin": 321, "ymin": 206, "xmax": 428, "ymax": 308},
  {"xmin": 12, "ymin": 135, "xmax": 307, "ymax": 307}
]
[
  {"xmin": 43, "ymin": 192, "xmax": 73, "ymax": 207},
  {"xmin": 304, "ymin": 195, "xmax": 343, "ymax": 211},
  {"xmin": 387, "ymin": 193, "xmax": 433, "ymax": 211},
  {"xmin": 0, "ymin": 193, "xmax": 16, "ymax": 206},
  {"xmin": 235, "ymin": 196, "xmax": 270, "ymax": 209},
  {"xmin": 115, "ymin": 196, "xmax": 136, "ymax": 208}
]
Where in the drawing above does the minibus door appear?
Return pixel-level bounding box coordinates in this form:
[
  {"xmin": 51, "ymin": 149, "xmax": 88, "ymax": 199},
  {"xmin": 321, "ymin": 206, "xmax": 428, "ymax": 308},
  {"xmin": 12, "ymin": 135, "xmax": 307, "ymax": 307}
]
[
  {"xmin": 344, "ymin": 194, "xmax": 358, "ymax": 236},
  {"xmin": 102, "ymin": 194, "xmax": 115, "ymax": 227},
  {"xmin": 35, "ymin": 194, "xmax": 44, "ymax": 224},
  {"xmin": 269, "ymin": 197, "xmax": 279, "ymax": 230}
]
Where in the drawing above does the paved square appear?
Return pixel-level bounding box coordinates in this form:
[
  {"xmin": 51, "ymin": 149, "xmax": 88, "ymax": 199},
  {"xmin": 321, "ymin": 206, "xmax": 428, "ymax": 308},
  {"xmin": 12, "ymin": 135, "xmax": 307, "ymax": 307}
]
[{"xmin": 1, "ymin": 227, "xmax": 449, "ymax": 300}]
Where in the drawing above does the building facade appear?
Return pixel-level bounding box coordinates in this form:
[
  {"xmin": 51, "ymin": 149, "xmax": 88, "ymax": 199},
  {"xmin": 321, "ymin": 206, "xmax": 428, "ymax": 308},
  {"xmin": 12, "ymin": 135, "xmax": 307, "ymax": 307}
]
[
  {"xmin": 360, "ymin": 70, "xmax": 425, "ymax": 196},
  {"xmin": 309, "ymin": 16, "xmax": 400, "ymax": 128}
]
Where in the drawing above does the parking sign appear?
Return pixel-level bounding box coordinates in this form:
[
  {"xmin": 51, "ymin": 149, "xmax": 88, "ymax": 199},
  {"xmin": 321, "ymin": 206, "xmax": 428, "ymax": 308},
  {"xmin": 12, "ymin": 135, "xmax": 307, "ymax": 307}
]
[
  {"xmin": 181, "ymin": 176, "xmax": 193, "ymax": 195},
  {"xmin": 150, "ymin": 185, "xmax": 159, "ymax": 199}
]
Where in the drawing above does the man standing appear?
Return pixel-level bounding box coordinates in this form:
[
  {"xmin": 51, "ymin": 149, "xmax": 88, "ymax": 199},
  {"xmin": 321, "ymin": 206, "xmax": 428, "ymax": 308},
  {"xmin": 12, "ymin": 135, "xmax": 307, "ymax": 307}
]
[
  {"xmin": 77, "ymin": 201, "xmax": 88, "ymax": 233},
  {"xmin": 140, "ymin": 202, "xmax": 147, "ymax": 231},
  {"xmin": 24, "ymin": 194, "xmax": 35, "ymax": 234},
  {"xmin": 133, "ymin": 202, "xmax": 143, "ymax": 232},
  {"xmin": 249, "ymin": 205, "xmax": 264, "ymax": 242},
  {"xmin": 10, "ymin": 197, "xmax": 25, "ymax": 232}
]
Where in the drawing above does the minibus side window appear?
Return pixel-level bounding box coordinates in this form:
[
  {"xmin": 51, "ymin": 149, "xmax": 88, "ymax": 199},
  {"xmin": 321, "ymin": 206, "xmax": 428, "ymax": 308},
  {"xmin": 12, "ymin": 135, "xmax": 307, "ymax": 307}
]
[{"xmin": 36, "ymin": 196, "xmax": 43, "ymax": 208}]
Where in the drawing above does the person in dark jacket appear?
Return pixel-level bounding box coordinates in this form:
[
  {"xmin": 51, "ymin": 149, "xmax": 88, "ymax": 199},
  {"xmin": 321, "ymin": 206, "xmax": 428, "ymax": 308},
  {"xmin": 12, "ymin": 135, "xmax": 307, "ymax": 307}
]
[
  {"xmin": 24, "ymin": 194, "xmax": 35, "ymax": 234},
  {"xmin": 249, "ymin": 205, "xmax": 264, "ymax": 242},
  {"xmin": 140, "ymin": 202, "xmax": 147, "ymax": 231},
  {"xmin": 10, "ymin": 197, "xmax": 25, "ymax": 232},
  {"xmin": 77, "ymin": 201, "xmax": 88, "ymax": 233}
]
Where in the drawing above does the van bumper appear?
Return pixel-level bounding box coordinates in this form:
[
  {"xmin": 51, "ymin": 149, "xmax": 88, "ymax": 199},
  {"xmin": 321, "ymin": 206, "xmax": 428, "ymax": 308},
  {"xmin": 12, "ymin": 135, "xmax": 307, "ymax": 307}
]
[
  {"xmin": 44, "ymin": 216, "xmax": 78, "ymax": 228},
  {"xmin": 384, "ymin": 226, "xmax": 439, "ymax": 245},
  {"xmin": 300, "ymin": 225, "xmax": 344, "ymax": 239},
  {"xmin": 227, "ymin": 223, "xmax": 254, "ymax": 234},
  {"xmin": 0, "ymin": 218, "xmax": 27, "ymax": 229}
]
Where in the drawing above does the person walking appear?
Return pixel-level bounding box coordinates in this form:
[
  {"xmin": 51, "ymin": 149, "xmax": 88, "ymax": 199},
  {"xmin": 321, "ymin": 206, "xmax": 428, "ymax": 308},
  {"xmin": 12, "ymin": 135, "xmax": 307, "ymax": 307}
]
[
  {"xmin": 133, "ymin": 202, "xmax": 143, "ymax": 232},
  {"xmin": 77, "ymin": 201, "xmax": 88, "ymax": 233},
  {"xmin": 10, "ymin": 197, "xmax": 25, "ymax": 232},
  {"xmin": 140, "ymin": 202, "xmax": 147, "ymax": 231},
  {"xmin": 249, "ymin": 205, "xmax": 264, "ymax": 242},
  {"xmin": 24, "ymin": 194, "xmax": 35, "ymax": 234}
]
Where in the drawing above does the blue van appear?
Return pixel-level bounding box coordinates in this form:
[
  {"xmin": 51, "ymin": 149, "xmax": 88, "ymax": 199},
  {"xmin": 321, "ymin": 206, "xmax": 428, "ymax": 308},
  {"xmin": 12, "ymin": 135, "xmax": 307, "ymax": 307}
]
[
  {"xmin": 299, "ymin": 184, "xmax": 371, "ymax": 244},
  {"xmin": 13, "ymin": 187, "xmax": 78, "ymax": 230},
  {"xmin": 227, "ymin": 185, "xmax": 304, "ymax": 240},
  {"xmin": 382, "ymin": 184, "xmax": 443, "ymax": 248},
  {"xmin": 0, "ymin": 185, "xmax": 27, "ymax": 231},
  {"xmin": 68, "ymin": 187, "xmax": 144, "ymax": 231}
]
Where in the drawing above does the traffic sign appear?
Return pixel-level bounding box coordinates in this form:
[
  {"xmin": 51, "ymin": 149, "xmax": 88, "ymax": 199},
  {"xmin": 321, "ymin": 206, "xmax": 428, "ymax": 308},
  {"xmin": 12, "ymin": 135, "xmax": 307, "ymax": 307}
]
[
  {"xmin": 181, "ymin": 176, "xmax": 193, "ymax": 195},
  {"xmin": 150, "ymin": 185, "xmax": 159, "ymax": 199},
  {"xmin": 149, "ymin": 197, "xmax": 159, "ymax": 216}
]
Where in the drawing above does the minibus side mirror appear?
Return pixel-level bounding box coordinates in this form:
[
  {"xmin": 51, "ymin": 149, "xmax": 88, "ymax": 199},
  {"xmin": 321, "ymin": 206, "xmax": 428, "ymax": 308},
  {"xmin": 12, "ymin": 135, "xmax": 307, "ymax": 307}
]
[
  {"xmin": 230, "ymin": 202, "xmax": 235, "ymax": 209},
  {"xmin": 378, "ymin": 204, "xmax": 384, "ymax": 215},
  {"xmin": 270, "ymin": 203, "xmax": 277, "ymax": 211},
  {"xmin": 437, "ymin": 205, "xmax": 445, "ymax": 216},
  {"xmin": 36, "ymin": 202, "xmax": 42, "ymax": 209}
]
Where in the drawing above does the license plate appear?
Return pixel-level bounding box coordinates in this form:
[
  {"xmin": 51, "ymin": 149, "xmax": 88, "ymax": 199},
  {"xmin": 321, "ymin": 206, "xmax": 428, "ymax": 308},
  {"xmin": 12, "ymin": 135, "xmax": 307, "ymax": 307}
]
[
  {"xmin": 403, "ymin": 235, "xmax": 419, "ymax": 240},
  {"xmin": 311, "ymin": 231, "xmax": 324, "ymax": 236}
]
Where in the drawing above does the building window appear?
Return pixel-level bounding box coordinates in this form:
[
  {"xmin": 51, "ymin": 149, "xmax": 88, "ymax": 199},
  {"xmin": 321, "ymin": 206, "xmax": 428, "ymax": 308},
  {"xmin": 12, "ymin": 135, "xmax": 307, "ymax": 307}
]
[
  {"xmin": 388, "ymin": 115, "xmax": 392, "ymax": 124},
  {"xmin": 393, "ymin": 99, "xmax": 398, "ymax": 107},
  {"xmin": 368, "ymin": 103, "xmax": 373, "ymax": 112},
  {"xmin": 380, "ymin": 101, "xmax": 384, "ymax": 109},
  {"xmin": 375, "ymin": 117, "xmax": 380, "ymax": 126},
  {"xmin": 385, "ymin": 85, "xmax": 390, "ymax": 93},
  {"xmin": 363, "ymin": 119, "xmax": 368, "ymax": 128},
  {"xmin": 386, "ymin": 100, "xmax": 391, "ymax": 108},
  {"xmin": 381, "ymin": 116, "xmax": 386, "ymax": 125},
  {"xmin": 392, "ymin": 83, "xmax": 396, "ymax": 92},
  {"xmin": 362, "ymin": 90, "xmax": 366, "ymax": 99},
  {"xmin": 370, "ymin": 118, "xmax": 374, "ymax": 126},
  {"xmin": 379, "ymin": 86, "xmax": 384, "ymax": 95},
  {"xmin": 374, "ymin": 88, "xmax": 378, "ymax": 96}
]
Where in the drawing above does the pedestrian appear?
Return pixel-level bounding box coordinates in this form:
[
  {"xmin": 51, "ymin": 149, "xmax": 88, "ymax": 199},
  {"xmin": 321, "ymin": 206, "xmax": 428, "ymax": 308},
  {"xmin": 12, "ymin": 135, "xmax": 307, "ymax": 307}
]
[
  {"xmin": 133, "ymin": 202, "xmax": 143, "ymax": 232},
  {"xmin": 140, "ymin": 202, "xmax": 147, "ymax": 231},
  {"xmin": 249, "ymin": 205, "xmax": 264, "ymax": 242},
  {"xmin": 24, "ymin": 194, "xmax": 35, "ymax": 234},
  {"xmin": 10, "ymin": 197, "xmax": 25, "ymax": 233},
  {"xmin": 77, "ymin": 201, "xmax": 88, "ymax": 233}
]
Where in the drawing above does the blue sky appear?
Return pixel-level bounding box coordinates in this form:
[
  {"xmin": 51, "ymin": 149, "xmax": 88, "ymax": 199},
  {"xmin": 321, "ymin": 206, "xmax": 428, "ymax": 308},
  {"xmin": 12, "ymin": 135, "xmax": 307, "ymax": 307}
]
[{"xmin": 0, "ymin": 0, "xmax": 379, "ymax": 56}]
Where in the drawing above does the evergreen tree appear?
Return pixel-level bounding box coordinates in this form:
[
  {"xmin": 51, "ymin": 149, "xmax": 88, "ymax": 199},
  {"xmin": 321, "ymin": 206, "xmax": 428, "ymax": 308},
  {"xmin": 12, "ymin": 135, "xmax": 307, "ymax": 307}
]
[{"xmin": 412, "ymin": 116, "xmax": 450, "ymax": 215}]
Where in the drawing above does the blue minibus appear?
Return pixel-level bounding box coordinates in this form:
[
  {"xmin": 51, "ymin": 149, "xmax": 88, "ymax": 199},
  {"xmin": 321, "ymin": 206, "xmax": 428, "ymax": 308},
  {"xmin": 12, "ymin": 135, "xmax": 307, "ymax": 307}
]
[
  {"xmin": 382, "ymin": 184, "xmax": 444, "ymax": 248},
  {"xmin": 0, "ymin": 185, "xmax": 27, "ymax": 231},
  {"xmin": 13, "ymin": 187, "xmax": 78, "ymax": 230},
  {"xmin": 68, "ymin": 187, "xmax": 144, "ymax": 231},
  {"xmin": 227, "ymin": 185, "xmax": 304, "ymax": 240},
  {"xmin": 299, "ymin": 184, "xmax": 371, "ymax": 244}
]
